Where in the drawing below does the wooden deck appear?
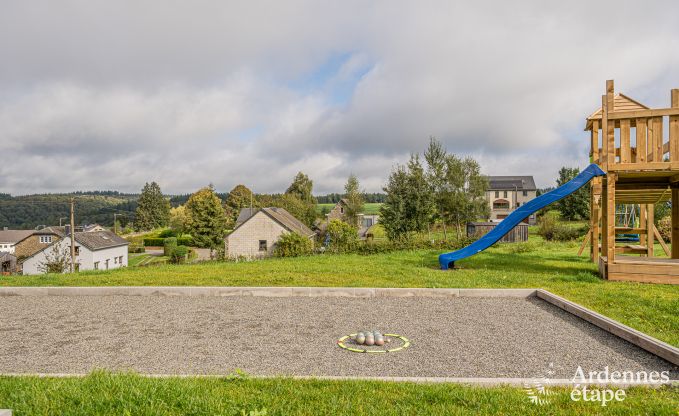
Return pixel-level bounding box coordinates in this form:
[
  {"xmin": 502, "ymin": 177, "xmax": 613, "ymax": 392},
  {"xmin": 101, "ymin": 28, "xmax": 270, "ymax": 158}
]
[{"xmin": 600, "ymin": 256, "xmax": 679, "ymax": 284}]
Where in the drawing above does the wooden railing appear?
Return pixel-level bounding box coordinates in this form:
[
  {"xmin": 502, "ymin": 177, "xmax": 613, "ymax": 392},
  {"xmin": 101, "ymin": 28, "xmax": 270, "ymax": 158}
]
[{"xmin": 591, "ymin": 83, "xmax": 679, "ymax": 171}]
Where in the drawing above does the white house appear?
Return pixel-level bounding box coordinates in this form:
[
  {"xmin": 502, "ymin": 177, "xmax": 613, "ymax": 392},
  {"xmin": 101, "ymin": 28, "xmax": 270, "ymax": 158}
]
[{"xmin": 22, "ymin": 230, "xmax": 129, "ymax": 275}]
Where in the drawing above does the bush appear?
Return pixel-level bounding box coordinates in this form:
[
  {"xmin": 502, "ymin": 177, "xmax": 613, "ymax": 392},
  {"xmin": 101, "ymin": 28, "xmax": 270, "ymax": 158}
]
[
  {"xmin": 657, "ymin": 216, "xmax": 671, "ymax": 242},
  {"xmin": 274, "ymin": 232, "xmax": 314, "ymax": 257},
  {"xmin": 177, "ymin": 236, "xmax": 194, "ymax": 246},
  {"xmin": 508, "ymin": 241, "xmax": 539, "ymax": 254},
  {"xmin": 128, "ymin": 245, "xmax": 145, "ymax": 254},
  {"xmin": 143, "ymin": 237, "xmax": 165, "ymax": 247},
  {"xmin": 158, "ymin": 229, "xmax": 177, "ymax": 238},
  {"xmin": 170, "ymin": 245, "xmax": 188, "ymax": 264},
  {"xmin": 325, "ymin": 219, "xmax": 359, "ymax": 253},
  {"xmin": 537, "ymin": 214, "xmax": 583, "ymax": 242},
  {"xmin": 163, "ymin": 237, "xmax": 177, "ymax": 257}
]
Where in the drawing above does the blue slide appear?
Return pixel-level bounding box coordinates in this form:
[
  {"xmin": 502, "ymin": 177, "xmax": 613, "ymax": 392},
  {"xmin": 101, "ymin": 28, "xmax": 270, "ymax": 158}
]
[{"xmin": 439, "ymin": 163, "xmax": 606, "ymax": 270}]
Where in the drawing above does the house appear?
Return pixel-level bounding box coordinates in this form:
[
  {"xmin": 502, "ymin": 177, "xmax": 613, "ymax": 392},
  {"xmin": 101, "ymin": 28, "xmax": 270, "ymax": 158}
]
[
  {"xmin": 22, "ymin": 230, "xmax": 129, "ymax": 275},
  {"xmin": 326, "ymin": 199, "xmax": 379, "ymax": 238},
  {"xmin": 0, "ymin": 229, "xmax": 34, "ymax": 254},
  {"xmin": 486, "ymin": 176, "xmax": 537, "ymax": 224},
  {"xmin": 226, "ymin": 207, "xmax": 315, "ymax": 259}
]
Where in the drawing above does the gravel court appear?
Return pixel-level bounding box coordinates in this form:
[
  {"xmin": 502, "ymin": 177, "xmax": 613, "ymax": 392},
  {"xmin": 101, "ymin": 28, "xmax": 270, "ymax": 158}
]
[{"xmin": 0, "ymin": 295, "xmax": 676, "ymax": 379}]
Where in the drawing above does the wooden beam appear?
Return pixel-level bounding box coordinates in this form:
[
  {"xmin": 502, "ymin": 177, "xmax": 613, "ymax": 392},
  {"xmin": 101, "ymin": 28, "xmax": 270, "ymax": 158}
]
[
  {"xmin": 673, "ymin": 189, "xmax": 679, "ymax": 259},
  {"xmin": 606, "ymin": 175, "xmax": 616, "ymax": 261},
  {"xmin": 620, "ymin": 119, "xmax": 631, "ymax": 163},
  {"xmin": 639, "ymin": 205, "xmax": 647, "ymax": 246},
  {"xmin": 578, "ymin": 230, "xmax": 591, "ymax": 256},
  {"xmin": 636, "ymin": 118, "xmax": 647, "ymax": 164},
  {"xmin": 591, "ymin": 120, "xmax": 599, "ymax": 163},
  {"xmin": 647, "ymin": 203, "xmax": 655, "ymax": 257},
  {"xmin": 653, "ymin": 225, "xmax": 671, "ymax": 257},
  {"xmin": 671, "ymin": 89, "xmax": 679, "ymax": 163},
  {"xmin": 601, "ymin": 95, "xmax": 610, "ymax": 169},
  {"xmin": 652, "ymin": 117, "xmax": 663, "ymax": 162},
  {"xmin": 608, "ymin": 108, "xmax": 679, "ymax": 120},
  {"xmin": 608, "ymin": 162, "xmax": 679, "ymax": 171}
]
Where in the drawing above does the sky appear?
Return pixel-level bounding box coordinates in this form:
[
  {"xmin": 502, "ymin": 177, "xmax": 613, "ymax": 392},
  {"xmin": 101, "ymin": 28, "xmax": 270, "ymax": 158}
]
[{"xmin": 1, "ymin": 1, "xmax": 678, "ymax": 196}]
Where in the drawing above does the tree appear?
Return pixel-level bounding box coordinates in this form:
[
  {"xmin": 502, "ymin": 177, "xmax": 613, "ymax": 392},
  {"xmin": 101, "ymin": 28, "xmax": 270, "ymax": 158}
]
[
  {"xmin": 285, "ymin": 172, "xmax": 316, "ymax": 204},
  {"xmin": 424, "ymin": 137, "xmax": 451, "ymax": 238},
  {"xmin": 134, "ymin": 182, "xmax": 170, "ymax": 231},
  {"xmin": 185, "ymin": 186, "xmax": 228, "ymax": 251},
  {"xmin": 443, "ymin": 155, "xmax": 489, "ymax": 238},
  {"xmin": 38, "ymin": 243, "xmax": 73, "ymax": 274},
  {"xmin": 380, "ymin": 155, "xmax": 434, "ymax": 240},
  {"xmin": 424, "ymin": 137, "xmax": 489, "ymax": 239},
  {"xmin": 343, "ymin": 174, "xmax": 364, "ymax": 227},
  {"xmin": 272, "ymin": 193, "xmax": 317, "ymax": 227},
  {"xmin": 224, "ymin": 185, "xmax": 256, "ymax": 227},
  {"xmin": 555, "ymin": 167, "xmax": 589, "ymax": 220},
  {"xmin": 169, "ymin": 205, "xmax": 189, "ymax": 237}
]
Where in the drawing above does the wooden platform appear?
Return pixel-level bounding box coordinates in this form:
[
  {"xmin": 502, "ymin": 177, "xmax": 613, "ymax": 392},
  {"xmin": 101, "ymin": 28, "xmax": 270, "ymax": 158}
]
[{"xmin": 600, "ymin": 256, "xmax": 679, "ymax": 284}]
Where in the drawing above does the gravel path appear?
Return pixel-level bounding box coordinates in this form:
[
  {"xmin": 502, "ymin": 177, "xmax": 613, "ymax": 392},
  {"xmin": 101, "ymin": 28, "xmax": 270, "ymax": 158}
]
[{"xmin": 0, "ymin": 295, "xmax": 676, "ymax": 378}]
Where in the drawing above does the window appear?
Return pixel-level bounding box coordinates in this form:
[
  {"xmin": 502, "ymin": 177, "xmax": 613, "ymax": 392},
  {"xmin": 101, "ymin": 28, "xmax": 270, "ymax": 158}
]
[
  {"xmin": 516, "ymin": 202, "xmax": 521, "ymax": 207},
  {"xmin": 259, "ymin": 240, "xmax": 267, "ymax": 252},
  {"xmin": 503, "ymin": 191, "xmax": 508, "ymax": 198},
  {"xmin": 340, "ymin": 207, "xmax": 344, "ymax": 214},
  {"xmin": 494, "ymin": 191, "xmax": 499, "ymax": 198},
  {"xmin": 114, "ymin": 257, "xmax": 118, "ymax": 264},
  {"xmin": 39, "ymin": 236, "xmax": 52, "ymax": 244},
  {"xmin": 105, "ymin": 259, "xmax": 109, "ymax": 270},
  {"xmin": 74, "ymin": 246, "xmax": 80, "ymax": 256},
  {"xmin": 522, "ymin": 190, "xmax": 528, "ymax": 197},
  {"xmin": 94, "ymin": 261, "xmax": 99, "ymax": 270},
  {"xmin": 119, "ymin": 256, "xmax": 124, "ymax": 265},
  {"xmin": 493, "ymin": 200, "xmax": 510, "ymax": 210}
]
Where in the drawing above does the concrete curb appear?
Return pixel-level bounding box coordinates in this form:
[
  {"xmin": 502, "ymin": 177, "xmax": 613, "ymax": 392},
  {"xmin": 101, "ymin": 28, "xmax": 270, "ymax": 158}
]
[
  {"xmin": 1, "ymin": 373, "xmax": 676, "ymax": 387},
  {"xmin": 536, "ymin": 289, "xmax": 679, "ymax": 366},
  {"xmin": 0, "ymin": 286, "xmax": 537, "ymax": 298}
]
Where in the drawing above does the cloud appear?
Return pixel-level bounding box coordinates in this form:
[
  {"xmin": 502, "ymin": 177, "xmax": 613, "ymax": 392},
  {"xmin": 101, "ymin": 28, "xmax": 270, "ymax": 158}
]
[{"xmin": 0, "ymin": 0, "xmax": 678, "ymax": 195}]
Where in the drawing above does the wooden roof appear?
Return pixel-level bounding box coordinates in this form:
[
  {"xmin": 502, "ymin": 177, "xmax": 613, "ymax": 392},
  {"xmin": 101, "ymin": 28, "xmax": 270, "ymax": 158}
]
[{"xmin": 584, "ymin": 93, "xmax": 649, "ymax": 130}]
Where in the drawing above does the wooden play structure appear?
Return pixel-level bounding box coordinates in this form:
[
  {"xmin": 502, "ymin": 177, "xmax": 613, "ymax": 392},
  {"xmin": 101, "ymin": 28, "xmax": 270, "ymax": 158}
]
[{"xmin": 583, "ymin": 80, "xmax": 679, "ymax": 284}]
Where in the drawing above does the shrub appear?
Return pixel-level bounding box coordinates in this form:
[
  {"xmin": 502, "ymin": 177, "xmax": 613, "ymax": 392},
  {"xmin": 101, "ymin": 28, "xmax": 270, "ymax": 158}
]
[
  {"xmin": 177, "ymin": 236, "xmax": 194, "ymax": 246},
  {"xmin": 508, "ymin": 241, "xmax": 539, "ymax": 254},
  {"xmin": 552, "ymin": 226, "xmax": 583, "ymax": 242},
  {"xmin": 163, "ymin": 237, "xmax": 177, "ymax": 257},
  {"xmin": 128, "ymin": 245, "xmax": 145, "ymax": 254},
  {"xmin": 158, "ymin": 229, "xmax": 177, "ymax": 238},
  {"xmin": 325, "ymin": 219, "xmax": 359, "ymax": 253},
  {"xmin": 537, "ymin": 214, "xmax": 583, "ymax": 242},
  {"xmin": 274, "ymin": 232, "xmax": 314, "ymax": 257},
  {"xmin": 537, "ymin": 214, "xmax": 558, "ymax": 241},
  {"xmin": 657, "ymin": 216, "xmax": 671, "ymax": 242},
  {"xmin": 143, "ymin": 237, "xmax": 165, "ymax": 247},
  {"xmin": 170, "ymin": 245, "xmax": 189, "ymax": 264}
]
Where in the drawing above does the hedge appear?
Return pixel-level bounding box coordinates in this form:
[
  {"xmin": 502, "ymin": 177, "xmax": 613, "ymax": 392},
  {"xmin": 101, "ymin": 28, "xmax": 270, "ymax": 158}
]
[{"xmin": 144, "ymin": 236, "xmax": 194, "ymax": 247}]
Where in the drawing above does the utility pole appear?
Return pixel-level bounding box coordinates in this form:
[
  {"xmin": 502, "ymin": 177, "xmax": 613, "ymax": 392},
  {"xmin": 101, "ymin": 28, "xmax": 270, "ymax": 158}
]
[{"xmin": 70, "ymin": 197, "xmax": 75, "ymax": 273}]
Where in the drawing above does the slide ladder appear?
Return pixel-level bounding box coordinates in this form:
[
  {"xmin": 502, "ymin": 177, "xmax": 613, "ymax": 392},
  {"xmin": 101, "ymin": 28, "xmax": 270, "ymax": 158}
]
[{"xmin": 439, "ymin": 163, "xmax": 606, "ymax": 270}]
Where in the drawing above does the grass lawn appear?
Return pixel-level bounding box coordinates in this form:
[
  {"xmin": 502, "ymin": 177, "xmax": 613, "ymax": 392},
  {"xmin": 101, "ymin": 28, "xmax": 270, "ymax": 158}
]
[
  {"xmin": 1, "ymin": 237, "xmax": 677, "ymax": 415},
  {"xmin": 0, "ymin": 371, "xmax": 676, "ymax": 415},
  {"xmin": 317, "ymin": 202, "xmax": 382, "ymax": 215},
  {"xmin": 128, "ymin": 253, "xmax": 169, "ymax": 267}
]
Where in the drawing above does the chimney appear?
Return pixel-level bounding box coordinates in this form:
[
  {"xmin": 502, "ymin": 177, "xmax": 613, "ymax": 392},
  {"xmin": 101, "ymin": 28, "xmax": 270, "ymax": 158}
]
[{"xmin": 65, "ymin": 225, "xmax": 71, "ymax": 236}]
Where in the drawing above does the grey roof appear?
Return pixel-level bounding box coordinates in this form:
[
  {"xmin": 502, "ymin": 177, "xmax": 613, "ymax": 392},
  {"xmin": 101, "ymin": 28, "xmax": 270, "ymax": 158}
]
[
  {"xmin": 75, "ymin": 230, "xmax": 129, "ymax": 251},
  {"xmin": 0, "ymin": 230, "xmax": 34, "ymax": 244},
  {"xmin": 487, "ymin": 176, "xmax": 536, "ymax": 191},
  {"xmin": 233, "ymin": 207, "xmax": 314, "ymax": 237},
  {"xmin": 0, "ymin": 252, "xmax": 17, "ymax": 261},
  {"xmin": 235, "ymin": 208, "xmax": 259, "ymax": 226}
]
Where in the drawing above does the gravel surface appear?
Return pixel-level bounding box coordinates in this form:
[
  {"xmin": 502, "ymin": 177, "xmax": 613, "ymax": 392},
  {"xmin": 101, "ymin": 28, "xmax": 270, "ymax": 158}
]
[{"xmin": 0, "ymin": 295, "xmax": 676, "ymax": 378}]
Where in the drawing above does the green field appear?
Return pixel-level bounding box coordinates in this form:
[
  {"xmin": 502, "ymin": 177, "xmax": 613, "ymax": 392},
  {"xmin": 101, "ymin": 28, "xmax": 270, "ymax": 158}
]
[
  {"xmin": 316, "ymin": 202, "xmax": 382, "ymax": 215},
  {"xmin": 1, "ymin": 236, "xmax": 677, "ymax": 414}
]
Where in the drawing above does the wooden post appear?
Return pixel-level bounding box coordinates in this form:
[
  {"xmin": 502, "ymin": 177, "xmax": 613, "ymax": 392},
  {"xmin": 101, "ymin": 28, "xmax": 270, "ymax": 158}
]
[
  {"xmin": 653, "ymin": 117, "xmax": 663, "ymax": 162},
  {"xmin": 636, "ymin": 118, "xmax": 647, "ymax": 164},
  {"xmin": 672, "ymin": 89, "xmax": 679, "ymax": 259},
  {"xmin": 601, "ymin": 180, "xmax": 608, "ymax": 260},
  {"xmin": 605, "ymin": 80, "xmax": 615, "ymax": 167},
  {"xmin": 646, "ymin": 204, "xmax": 654, "ymax": 257},
  {"xmin": 601, "ymin": 96, "xmax": 609, "ymax": 170},
  {"xmin": 591, "ymin": 120, "xmax": 599, "ymax": 164},
  {"xmin": 620, "ymin": 119, "xmax": 631, "ymax": 163},
  {"xmin": 639, "ymin": 205, "xmax": 647, "ymax": 247},
  {"xmin": 670, "ymin": 89, "xmax": 679, "ymax": 162},
  {"xmin": 605, "ymin": 175, "xmax": 616, "ymax": 263},
  {"xmin": 673, "ymin": 189, "xmax": 679, "ymax": 259}
]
